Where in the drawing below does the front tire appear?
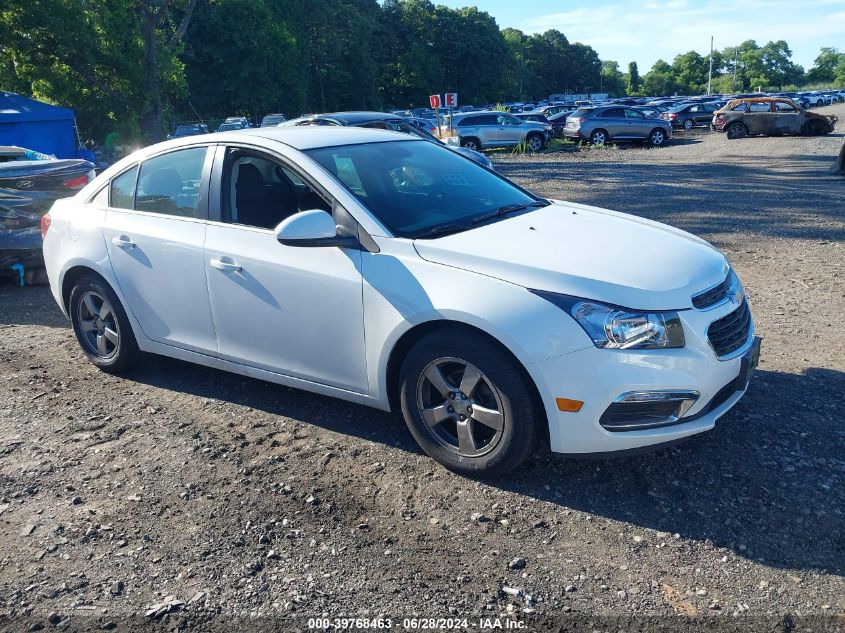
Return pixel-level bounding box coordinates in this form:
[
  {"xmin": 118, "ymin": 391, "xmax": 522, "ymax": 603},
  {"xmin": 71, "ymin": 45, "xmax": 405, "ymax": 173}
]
[
  {"xmin": 460, "ymin": 137, "xmax": 481, "ymax": 151},
  {"xmin": 69, "ymin": 275, "xmax": 139, "ymax": 373},
  {"xmin": 648, "ymin": 128, "xmax": 667, "ymax": 146},
  {"xmin": 399, "ymin": 329, "xmax": 540, "ymax": 477},
  {"xmin": 726, "ymin": 122, "xmax": 747, "ymax": 139},
  {"xmin": 526, "ymin": 133, "xmax": 544, "ymax": 152}
]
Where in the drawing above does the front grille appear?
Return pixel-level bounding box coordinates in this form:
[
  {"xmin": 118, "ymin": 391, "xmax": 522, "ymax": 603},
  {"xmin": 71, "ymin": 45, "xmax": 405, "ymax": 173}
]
[
  {"xmin": 707, "ymin": 299, "xmax": 751, "ymax": 357},
  {"xmin": 692, "ymin": 275, "xmax": 731, "ymax": 309}
]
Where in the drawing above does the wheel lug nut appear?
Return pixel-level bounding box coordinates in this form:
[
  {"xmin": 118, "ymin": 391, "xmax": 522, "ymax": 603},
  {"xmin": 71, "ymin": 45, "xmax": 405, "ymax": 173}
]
[
  {"xmin": 449, "ymin": 392, "xmax": 455, "ymax": 400},
  {"xmin": 466, "ymin": 407, "xmax": 473, "ymax": 413},
  {"xmin": 447, "ymin": 406, "xmax": 454, "ymax": 413},
  {"xmin": 459, "ymin": 415, "xmax": 466, "ymax": 421}
]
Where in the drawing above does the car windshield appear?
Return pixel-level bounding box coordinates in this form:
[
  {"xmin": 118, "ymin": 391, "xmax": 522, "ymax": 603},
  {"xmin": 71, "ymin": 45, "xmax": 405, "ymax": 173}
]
[{"xmin": 305, "ymin": 140, "xmax": 539, "ymax": 238}]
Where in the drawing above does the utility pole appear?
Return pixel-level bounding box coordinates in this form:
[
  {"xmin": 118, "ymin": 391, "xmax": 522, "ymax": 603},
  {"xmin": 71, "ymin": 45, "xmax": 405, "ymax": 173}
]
[
  {"xmin": 732, "ymin": 47, "xmax": 738, "ymax": 88},
  {"xmin": 707, "ymin": 35, "xmax": 714, "ymax": 95}
]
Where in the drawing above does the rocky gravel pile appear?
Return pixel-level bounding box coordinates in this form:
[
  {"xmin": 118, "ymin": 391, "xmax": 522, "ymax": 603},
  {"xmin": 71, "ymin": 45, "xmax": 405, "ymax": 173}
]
[{"xmin": 0, "ymin": 105, "xmax": 843, "ymax": 631}]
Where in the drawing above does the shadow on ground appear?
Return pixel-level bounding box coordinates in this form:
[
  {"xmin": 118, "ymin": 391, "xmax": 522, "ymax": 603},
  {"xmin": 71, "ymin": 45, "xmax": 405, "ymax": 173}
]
[{"xmin": 127, "ymin": 347, "xmax": 845, "ymax": 577}]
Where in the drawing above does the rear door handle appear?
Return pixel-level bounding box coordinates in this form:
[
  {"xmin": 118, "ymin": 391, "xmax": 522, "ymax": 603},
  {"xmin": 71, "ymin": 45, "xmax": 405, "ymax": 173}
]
[
  {"xmin": 210, "ymin": 258, "xmax": 242, "ymax": 273},
  {"xmin": 111, "ymin": 236, "xmax": 135, "ymax": 248}
]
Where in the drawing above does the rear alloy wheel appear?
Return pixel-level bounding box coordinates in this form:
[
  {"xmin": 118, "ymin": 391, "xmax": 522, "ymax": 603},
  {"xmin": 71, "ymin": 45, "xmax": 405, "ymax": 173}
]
[
  {"xmin": 648, "ymin": 128, "xmax": 667, "ymax": 146},
  {"xmin": 69, "ymin": 275, "xmax": 139, "ymax": 373},
  {"xmin": 726, "ymin": 123, "xmax": 747, "ymax": 140},
  {"xmin": 399, "ymin": 330, "xmax": 539, "ymax": 477},
  {"xmin": 683, "ymin": 118, "xmax": 694, "ymax": 130},
  {"xmin": 526, "ymin": 134, "xmax": 544, "ymax": 152},
  {"xmin": 461, "ymin": 138, "xmax": 481, "ymax": 151},
  {"xmin": 589, "ymin": 129, "xmax": 608, "ymax": 145}
]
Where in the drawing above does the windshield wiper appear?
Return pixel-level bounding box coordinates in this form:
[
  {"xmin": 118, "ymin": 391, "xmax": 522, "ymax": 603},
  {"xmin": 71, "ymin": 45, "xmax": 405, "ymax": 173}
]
[
  {"xmin": 471, "ymin": 199, "xmax": 551, "ymax": 224},
  {"xmin": 421, "ymin": 223, "xmax": 472, "ymax": 238}
]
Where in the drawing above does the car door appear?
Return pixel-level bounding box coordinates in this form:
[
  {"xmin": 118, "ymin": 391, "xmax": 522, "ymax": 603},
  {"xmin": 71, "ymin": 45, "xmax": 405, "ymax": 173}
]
[
  {"xmin": 493, "ymin": 114, "xmax": 518, "ymax": 146},
  {"xmin": 772, "ymin": 100, "xmax": 803, "ymax": 134},
  {"xmin": 622, "ymin": 108, "xmax": 649, "ymax": 137},
  {"xmin": 596, "ymin": 108, "xmax": 626, "ymax": 138},
  {"xmin": 202, "ymin": 145, "xmax": 368, "ymax": 392},
  {"xmin": 745, "ymin": 101, "xmax": 775, "ymax": 135},
  {"xmin": 102, "ymin": 145, "xmax": 218, "ymax": 353}
]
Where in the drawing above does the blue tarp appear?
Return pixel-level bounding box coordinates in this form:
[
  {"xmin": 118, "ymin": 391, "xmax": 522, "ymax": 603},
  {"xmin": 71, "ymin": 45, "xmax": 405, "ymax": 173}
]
[{"xmin": 0, "ymin": 91, "xmax": 79, "ymax": 159}]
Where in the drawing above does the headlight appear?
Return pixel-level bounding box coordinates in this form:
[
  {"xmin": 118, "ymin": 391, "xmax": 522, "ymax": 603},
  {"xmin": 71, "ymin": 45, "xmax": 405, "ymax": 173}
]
[{"xmin": 531, "ymin": 290, "xmax": 685, "ymax": 350}]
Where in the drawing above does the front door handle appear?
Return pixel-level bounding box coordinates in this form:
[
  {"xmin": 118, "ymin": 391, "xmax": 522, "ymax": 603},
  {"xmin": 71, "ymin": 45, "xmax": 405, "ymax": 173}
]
[
  {"xmin": 210, "ymin": 258, "xmax": 242, "ymax": 273},
  {"xmin": 111, "ymin": 236, "xmax": 135, "ymax": 249}
]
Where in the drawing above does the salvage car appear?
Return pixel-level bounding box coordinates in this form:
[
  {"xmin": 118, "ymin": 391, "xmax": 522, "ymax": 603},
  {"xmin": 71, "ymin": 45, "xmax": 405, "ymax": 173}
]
[
  {"xmin": 712, "ymin": 98, "xmax": 837, "ymax": 139},
  {"xmin": 42, "ymin": 128, "xmax": 760, "ymax": 476},
  {"xmin": 1, "ymin": 146, "xmax": 94, "ymax": 277}
]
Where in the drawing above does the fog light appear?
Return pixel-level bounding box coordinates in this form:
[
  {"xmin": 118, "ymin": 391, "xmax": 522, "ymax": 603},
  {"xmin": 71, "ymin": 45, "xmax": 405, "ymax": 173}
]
[{"xmin": 600, "ymin": 390, "xmax": 699, "ymax": 431}]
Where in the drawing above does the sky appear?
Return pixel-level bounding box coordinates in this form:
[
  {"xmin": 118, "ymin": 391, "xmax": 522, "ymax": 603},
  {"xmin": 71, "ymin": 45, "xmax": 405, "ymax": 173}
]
[{"xmin": 436, "ymin": 0, "xmax": 845, "ymax": 71}]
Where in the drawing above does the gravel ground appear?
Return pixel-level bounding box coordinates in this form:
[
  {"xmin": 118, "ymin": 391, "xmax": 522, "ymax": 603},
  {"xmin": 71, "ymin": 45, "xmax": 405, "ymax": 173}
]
[{"xmin": 0, "ymin": 104, "xmax": 843, "ymax": 632}]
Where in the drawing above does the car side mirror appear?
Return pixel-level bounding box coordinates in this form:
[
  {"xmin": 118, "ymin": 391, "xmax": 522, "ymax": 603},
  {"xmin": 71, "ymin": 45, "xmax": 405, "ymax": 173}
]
[{"xmin": 274, "ymin": 209, "xmax": 358, "ymax": 248}]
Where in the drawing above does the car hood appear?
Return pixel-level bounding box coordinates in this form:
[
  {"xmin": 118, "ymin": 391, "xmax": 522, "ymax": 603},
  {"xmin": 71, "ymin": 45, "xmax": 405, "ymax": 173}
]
[{"xmin": 413, "ymin": 201, "xmax": 728, "ymax": 310}]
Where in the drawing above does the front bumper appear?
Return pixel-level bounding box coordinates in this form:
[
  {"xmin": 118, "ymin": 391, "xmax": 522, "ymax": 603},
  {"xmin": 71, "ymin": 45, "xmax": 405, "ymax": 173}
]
[{"xmin": 527, "ymin": 299, "xmax": 757, "ymax": 454}]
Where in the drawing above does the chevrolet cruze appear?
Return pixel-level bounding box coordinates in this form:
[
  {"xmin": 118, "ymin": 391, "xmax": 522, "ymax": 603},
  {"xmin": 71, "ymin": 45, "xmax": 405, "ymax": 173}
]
[{"xmin": 41, "ymin": 128, "xmax": 760, "ymax": 476}]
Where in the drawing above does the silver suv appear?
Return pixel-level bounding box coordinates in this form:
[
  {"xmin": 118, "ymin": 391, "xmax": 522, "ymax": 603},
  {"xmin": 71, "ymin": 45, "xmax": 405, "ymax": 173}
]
[
  {"xmin": 564, "ymin": 106, "xmax": 673, "ymax": 146},
  {"xmin": 445, "ymin": 112, "xmax": 550, "ymax": 152}
]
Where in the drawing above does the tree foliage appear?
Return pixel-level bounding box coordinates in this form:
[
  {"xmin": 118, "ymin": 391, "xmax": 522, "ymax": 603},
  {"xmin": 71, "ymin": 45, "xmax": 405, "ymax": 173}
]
[{"xmin": 1, "ymin": 1, "xmax": 837, "ymax": 143}]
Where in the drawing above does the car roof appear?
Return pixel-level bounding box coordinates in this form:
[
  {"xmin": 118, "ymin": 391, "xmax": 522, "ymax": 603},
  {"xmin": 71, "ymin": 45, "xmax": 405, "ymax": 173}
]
[
  {"xmin": 315, "ymin": 111, "xmax": 405, "ymax": 124},
  {"xmin": 162, "ymin": 126, "xmax": 417, "ymax": 152}
]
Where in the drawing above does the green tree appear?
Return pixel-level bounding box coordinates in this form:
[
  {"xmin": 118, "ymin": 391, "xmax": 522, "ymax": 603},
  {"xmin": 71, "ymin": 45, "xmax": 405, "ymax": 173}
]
[
  {"xmin": 601, "ymin": 60, "xmax": 626, "ymax": 96},
  {"xmin": 642, "ymin": 59, "xmax": 678, "ymax": 95},
  {"xmin": 806, "ymin": 47, "xmax": 845, "ymax": 84},
  {"xmin": 184, "ymin": 0, "xmax": 305, "ymax": 120},
  {"xmin": 671, "ymin": 51, "xmax": 712, "ymax": 93},
  {"xmin": 627, "ymin": 61, "xmax": 640, "ymax": 94}
]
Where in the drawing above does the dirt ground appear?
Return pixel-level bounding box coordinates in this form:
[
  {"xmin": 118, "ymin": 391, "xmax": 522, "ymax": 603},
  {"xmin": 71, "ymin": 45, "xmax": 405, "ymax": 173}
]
[{"xmin": 0, "ymin": 103, "xmax": 844, "ymax": 632}]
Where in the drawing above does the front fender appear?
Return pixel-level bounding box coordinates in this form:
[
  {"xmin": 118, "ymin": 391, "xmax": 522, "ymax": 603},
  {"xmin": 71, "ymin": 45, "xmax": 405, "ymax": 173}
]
[{"xmin": 361, "ymin": 239, "xmax": 591, "ymax": 408}]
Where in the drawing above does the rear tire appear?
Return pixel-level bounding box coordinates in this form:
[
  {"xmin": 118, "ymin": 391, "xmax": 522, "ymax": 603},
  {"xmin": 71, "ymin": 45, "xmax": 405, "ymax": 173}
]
[
  {"xmin": 589, "ymin": 128, "xmax": 608, "ymax": 145},
  {"xmin": 460, "ymin": 137, "xmax": 481, "ymax": 151},
  {"xmin": 69, "ymin": 274, "xmax": 139, "ymax": 373},
  {"xmin": 399, "ymin": 329, "xmax": 539, "ymax": 478},
  {"xmin": 726, "ymin": 123, "xmax": 747, "ymax": 140}
]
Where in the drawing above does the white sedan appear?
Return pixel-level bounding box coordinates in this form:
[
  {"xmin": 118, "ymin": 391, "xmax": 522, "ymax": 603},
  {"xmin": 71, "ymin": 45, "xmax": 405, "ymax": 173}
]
[{"xmin": 42, "ymin": 127, "xmax": 760, "ymax": 476}]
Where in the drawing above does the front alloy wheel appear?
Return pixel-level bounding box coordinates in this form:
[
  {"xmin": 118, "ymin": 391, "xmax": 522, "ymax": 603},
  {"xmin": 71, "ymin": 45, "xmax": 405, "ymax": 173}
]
[
  {"xmin": 416, "ymin": 357, "xmax": 504, "ymax": 458},
  {"xmin": 399, "ymin": 329, "xmax": 540, "ymax": 477},
  {"xmin": 526, "ymin": 135, "xmax": 543, "ymax": 152},
  {"xmin": 649, "ymin": 129, "xmax": 666, "ymax": 146}
]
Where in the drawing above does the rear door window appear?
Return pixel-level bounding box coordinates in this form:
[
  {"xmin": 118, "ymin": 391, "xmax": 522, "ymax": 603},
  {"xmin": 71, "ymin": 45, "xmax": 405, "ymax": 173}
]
[
  {"xmin": 600, "ymin": 108, "xmax": 625, "ymax": 118},
  {"xmin": 748, "ymin": 102, "xmax": 772, "ymax": 113},
  {"xmin": 135, "ymin": 147, "xmax": 207, "ymax": 218}
]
